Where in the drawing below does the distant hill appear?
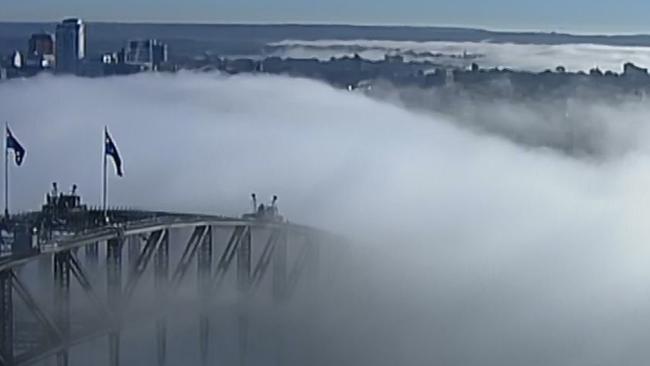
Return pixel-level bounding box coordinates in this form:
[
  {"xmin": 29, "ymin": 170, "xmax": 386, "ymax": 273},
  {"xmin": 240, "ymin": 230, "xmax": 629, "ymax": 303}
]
[{"xmin": 2, "ymin": 22, "xmax": 650, "ymax": 60}]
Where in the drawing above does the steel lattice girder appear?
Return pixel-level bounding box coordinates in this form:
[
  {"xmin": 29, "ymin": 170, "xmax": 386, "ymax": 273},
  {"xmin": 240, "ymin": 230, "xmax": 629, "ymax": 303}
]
[
  {"xmin": 0, "ymin": 219, "xmax": 330, "ymax": 366},
  {"xmin": 123, "ymin": 230, "xmax": 165, "ymax": 305}
]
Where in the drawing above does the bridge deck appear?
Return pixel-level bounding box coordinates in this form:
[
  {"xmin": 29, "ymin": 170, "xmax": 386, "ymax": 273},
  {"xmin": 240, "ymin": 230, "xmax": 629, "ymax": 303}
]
[{"xmin": 0, "ymin": 212, "xmax": 324, "ymax": 272}]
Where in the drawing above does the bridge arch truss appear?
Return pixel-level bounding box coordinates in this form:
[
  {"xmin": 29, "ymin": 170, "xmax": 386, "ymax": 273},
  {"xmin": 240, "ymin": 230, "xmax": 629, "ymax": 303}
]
[{"xmin": 0, "ymin": 217, "xmax": 325, "ymax": 366}]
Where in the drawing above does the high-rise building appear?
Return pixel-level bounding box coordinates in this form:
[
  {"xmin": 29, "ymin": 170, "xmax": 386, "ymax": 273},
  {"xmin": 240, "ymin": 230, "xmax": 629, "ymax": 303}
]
[
  {"xmin": 27, "ymin": 33, "xmax": 55, "ymax": 69},
  {"xmin": 123, "ymin": 39, "xmax": 168, "ymax": 71},
  {"xmin": 29, "ymin": 33, "xmax": 54, "ymax": 56},
  {"xmin": 152, "ymin": 41, "xmax": 168, "ymax": 68},
  {"xmin": 55, "ymin": 18, "xmax": 85, "ymax": 74}
]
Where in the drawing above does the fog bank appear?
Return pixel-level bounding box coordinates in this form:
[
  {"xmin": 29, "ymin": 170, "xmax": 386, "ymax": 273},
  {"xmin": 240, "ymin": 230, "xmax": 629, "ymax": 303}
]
[
  {"xmin": 268, "ymin": 39, "xmax": 650, "ymax": 72},
  {"xmin": 363, "ymin": 82, "xmax": 650, "ymax": 159},
  {"xmin": 2, "ymin": 73, "xmax": 650, "ymax": 365}
]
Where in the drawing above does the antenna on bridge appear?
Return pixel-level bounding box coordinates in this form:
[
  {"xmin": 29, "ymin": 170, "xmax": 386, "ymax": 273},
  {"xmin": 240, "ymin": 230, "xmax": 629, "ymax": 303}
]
[
  {"xmin": 271, "ymin": 195, "xmax": 278, "ymax": 208},
  {"xmin": 251, "ymin": 193, "xmax": 257, "ymax": 213}
]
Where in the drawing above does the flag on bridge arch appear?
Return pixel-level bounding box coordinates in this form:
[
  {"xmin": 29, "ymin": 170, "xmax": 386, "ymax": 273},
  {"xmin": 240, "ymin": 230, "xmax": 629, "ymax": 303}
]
[
  {"xmin": 6, "ymin": 126, "xmax": 25, "ymax": 166},
  {"xmin": 104, "ymin": 128, "xmax": 123, "ymax": 177}
]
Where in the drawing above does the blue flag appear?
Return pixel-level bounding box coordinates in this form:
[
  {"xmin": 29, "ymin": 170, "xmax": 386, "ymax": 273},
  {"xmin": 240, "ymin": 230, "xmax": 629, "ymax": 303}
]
[
  {"xmin": 6, "ymin": 127, "xmax": 25, "ymax": 166},
  {"xmin": 105, "ymin": 128, "xmax": 123, "ymax": 177}
]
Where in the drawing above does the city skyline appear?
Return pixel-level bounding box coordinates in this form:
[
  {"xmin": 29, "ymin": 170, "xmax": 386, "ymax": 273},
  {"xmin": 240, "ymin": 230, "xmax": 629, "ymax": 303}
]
[{"xmin": 3, "ymin": 0, "xmax": 650, "ymax": 35}]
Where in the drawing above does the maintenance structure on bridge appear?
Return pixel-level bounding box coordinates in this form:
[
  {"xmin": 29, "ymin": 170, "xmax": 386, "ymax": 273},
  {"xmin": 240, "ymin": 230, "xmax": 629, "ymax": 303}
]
[{"xmin": 0, "ymin": 187, "xmax": 327, "ymax": 366}]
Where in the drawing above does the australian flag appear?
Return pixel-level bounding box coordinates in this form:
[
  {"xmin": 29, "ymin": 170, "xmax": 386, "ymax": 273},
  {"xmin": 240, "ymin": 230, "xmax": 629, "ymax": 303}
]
[
  {"xmin": 6, "ymin": 127, "xmax": 25, "ymax": 166},
  {"xmin": 105, "ymin": 128, "xmax": 123, "ymax": 177}
]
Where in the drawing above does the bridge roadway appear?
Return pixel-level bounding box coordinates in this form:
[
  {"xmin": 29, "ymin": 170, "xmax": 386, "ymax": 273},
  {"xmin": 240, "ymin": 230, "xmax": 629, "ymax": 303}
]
[{"xmin": 0, "ymin": 210, "xmax": 328, "ymax": 366}]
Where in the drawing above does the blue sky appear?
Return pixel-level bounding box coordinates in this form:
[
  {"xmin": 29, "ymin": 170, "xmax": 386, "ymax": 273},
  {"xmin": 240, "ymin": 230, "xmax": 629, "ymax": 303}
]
[{"xmin": 3, "ymin": 0, "xmax": 650, "ymax": 34}]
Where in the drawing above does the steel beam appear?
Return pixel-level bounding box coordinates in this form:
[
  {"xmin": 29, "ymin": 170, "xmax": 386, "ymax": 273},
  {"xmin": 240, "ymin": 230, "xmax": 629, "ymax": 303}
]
[
  {"xmin": 237, "ymin": 228, "xmax": 251, "ymax": 293},
  {"xmin": 106, "ymin": 238, "xmax": 122, "ymax": 366},
  {"xmin": 197, "ymin": 227, "xmax": 212, "ymax": 366},
  {"xmin": 106, "ymin": 239, "xmax": 123, "ymax": 313},
  {"xmin": 170, "ymin": 226, "xmax": 207, "ymax": 290},
  {"xmin": 237, "ymin": 227, "xmax": 251, "ymax": 366},
  {"xmin": 286, "ymin": 236, "xmax": 318, "ymax": 299},
  {"xmin": 0, "ymin": 271, "xmax": 13, "ymax": 365},
  {"xmin": 272, "ymin": 230, "xmax": 288, "ymax": 303},
  {"xmin": 53, "ymin": 252, "xmax": 71, "ymax": 366},
  {"xmin": 84, "ymin": 243, "xmax": 99, "ymax": 271},
  {"xmin": 11, "ymin": 272, "xmax": 62, "ymax": 343},
  {"xmin": 0, "ymin": 218, "xmax": 327, "ymax": 366},
  {"xmin": 271, "ymin": 231, "xmax": 289, "ymax": 366},
  {"xmin": 127, "ymin": 236, "xmax": 141, "ymax": 272},
  {"xmin": 37, "ymin": 256, "xmax": 50, "ymax": 301},
  {"xmin": 123, "ymin": 230, "xmax": 165, "ymax": 304},
  {"xmin": 197, "ymin": 227, "xmax": 212, "ymax": 289},
  {"xmin": 154, "ymin": 230, "xmax": 169, "ymax": 366},
  {"xmin": 252, "ymin": 229, "xmax": 282, "ymax": 288},
  {"xmin": 213, "ymin": 226, "xmax": 246, "ymax": 286},
  {"xmin": 68, "ymin": 253, "xmax": 112, "ymax": 322}
]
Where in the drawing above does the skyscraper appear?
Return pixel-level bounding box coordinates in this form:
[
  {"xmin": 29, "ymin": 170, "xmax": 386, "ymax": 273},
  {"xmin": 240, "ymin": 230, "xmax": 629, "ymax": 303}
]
[
  {"xmin": 55, "ymin": 18, "xmax": 85, "ymax": 74},
  {"xmin": 28, "ymin": 33, "xmax": 54, "ymax": 57},
  {"xmin": 27, "ymin": 33, "xmax": 55, "ymax": 69},
  {"xmin": 123, "ymin": 39, "xmax": 168, "ymax": 71}
]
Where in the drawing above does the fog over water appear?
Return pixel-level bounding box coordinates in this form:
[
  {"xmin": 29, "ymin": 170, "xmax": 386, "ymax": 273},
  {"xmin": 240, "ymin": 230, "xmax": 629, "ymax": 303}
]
[
  {"xmin": 3, "ymin": 73, "xmax": 650, "ymax": 365},
  {"xmin": 268, "ymin": 39, "xmax": 650, "ymax": 72}
]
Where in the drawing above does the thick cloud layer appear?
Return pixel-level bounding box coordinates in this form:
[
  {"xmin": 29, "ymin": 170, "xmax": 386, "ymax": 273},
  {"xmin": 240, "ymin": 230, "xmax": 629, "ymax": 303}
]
[
  {"xmin": 268, "ymin": 39, "xmax": 650, "ymax": 71},
  {"xmin": 3, "ymin": 73, "xmax": 650, "ymax": 365}
]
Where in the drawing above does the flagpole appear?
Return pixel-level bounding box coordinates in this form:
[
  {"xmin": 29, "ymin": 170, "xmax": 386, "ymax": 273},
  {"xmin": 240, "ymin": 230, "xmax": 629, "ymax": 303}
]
[
  {"xmin": 4, "ymin": 122, "xmax": 8, "ymax": 219},
  {"xmin": 103, "ymin": 126, "xmax": 107, "ymax": 218}
]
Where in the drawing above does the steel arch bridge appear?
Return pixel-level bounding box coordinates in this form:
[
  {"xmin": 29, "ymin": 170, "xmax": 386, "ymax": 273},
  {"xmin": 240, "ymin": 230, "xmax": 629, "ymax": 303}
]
[{"xmin": 0, "ymin": 211, "xmax": 329, "ymax": 366}]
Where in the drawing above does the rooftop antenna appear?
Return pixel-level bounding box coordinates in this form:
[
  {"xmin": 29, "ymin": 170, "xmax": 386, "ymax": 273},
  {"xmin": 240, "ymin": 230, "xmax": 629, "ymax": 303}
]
[
  {"xmin": 51, "ymin": 182, "xmax": 58, "ymax": 197},
  {"xmin": 72, "ymin": 184, "xmax": 77, "ymax": 195}
]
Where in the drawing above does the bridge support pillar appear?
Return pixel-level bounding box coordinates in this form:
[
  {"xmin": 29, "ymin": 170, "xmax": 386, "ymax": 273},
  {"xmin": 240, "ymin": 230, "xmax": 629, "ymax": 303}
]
[
  {"xmin": 237, "ymin": 228, "xmax": 251, "ymax": 292},
  {"xmin": 53, "ymin": 252, "xmax": 71, "ymax": 366},
  {"xmin": 154, "ymin": 230, "xmax": 169, "ymax": 366},
  {"xmin": 85, "ymin": 242, "xmax": 99, "ymax": 271},
  {"xmin": 0, "ymin": 271, "xmax": 13, "ymax": 366},
  {"xmin": 128, "ymin": 236, "xmax": 141, "ymax": 271},
  {"xmin": 237, "ymin": 227, "xmax": 251, "ymax": 366},
  {"xmin": 38, "ymin": 255, "xmax": 51, "ymax": 302},
  {"xmin": 305, "ymin": 235, "xmax": 320, "ymax": 290},
  {"xmin": 197, "ymin": 226, "xmax": 212, "ymax": 366},
  {"xmin": 273, "ymin": 230, "xmax": 287, "ymax": 303},
  {"xmin": 126, "ymin": 232, "xmax": 144, "ymax": 365},
  {"xmin": 273, "ymin": 231, "xmax": 288, "ymax": 366},
  {"xmin": 106, "ymin": 238, "xmax": 122, "ymax": 366}
]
